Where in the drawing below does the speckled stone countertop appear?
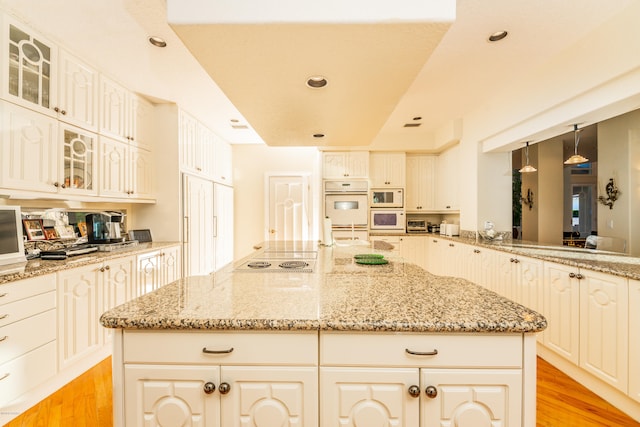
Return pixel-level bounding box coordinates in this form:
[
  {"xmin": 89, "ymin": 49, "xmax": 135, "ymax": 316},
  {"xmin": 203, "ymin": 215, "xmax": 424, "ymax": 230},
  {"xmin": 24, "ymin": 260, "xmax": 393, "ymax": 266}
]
[
  {"xmin": 100, "ymin": 241, "xmax": 547, "ymax": 333},
  {"xmin": 0, "ymin": 242, "xmax": 180, "ymax": 285},
  {"xmin": 370, "ymin": 232, "xmax": 640, "ymax": 280}
]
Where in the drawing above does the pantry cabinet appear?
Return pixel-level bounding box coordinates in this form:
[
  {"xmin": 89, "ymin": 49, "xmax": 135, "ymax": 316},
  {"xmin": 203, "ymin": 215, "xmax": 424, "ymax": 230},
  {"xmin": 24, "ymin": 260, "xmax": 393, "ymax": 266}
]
[
  {"xmin": 406, "ymin": 155, "xmax": 436, "ymax": 211},
  {"xmin": 369, "ymin": 152, "xmax": 406, "ymax": 187},
  {"xmin": 322, "ymin": 151, "xmax": 369, "ymax": 179}
]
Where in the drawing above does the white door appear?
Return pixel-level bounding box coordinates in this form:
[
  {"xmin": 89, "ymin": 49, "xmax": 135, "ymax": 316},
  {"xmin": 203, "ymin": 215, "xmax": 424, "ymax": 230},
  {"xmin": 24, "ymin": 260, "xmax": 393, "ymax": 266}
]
[
  {"xmin": 183, "ymin": 174, "xmax": 215, "ymax": 276},
  {"xmin": 267, "ymin": 175, "xmax": 310, "ymax": 241}
]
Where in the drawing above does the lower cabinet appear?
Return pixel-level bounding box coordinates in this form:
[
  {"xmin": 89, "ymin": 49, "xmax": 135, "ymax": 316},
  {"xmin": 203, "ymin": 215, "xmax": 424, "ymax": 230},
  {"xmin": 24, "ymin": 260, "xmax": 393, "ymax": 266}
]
[
  {"xmin": 136, "ymin": 245, "xmax": 181, "ymax": 296},
  {"xmin": 399, "ymin": 236, "xmax": 427, "ymax": 270},
  {"xmin": 630, "ymin": 279, "xmax": 640, "ymax": 403}
]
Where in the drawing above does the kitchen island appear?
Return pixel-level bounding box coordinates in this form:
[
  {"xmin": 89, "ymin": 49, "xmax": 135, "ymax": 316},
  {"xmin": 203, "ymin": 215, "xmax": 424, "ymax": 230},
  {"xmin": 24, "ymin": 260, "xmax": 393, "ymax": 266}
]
[{"xmin": 101, "ymin": 241, "xmax": 546, "ymax": 427}]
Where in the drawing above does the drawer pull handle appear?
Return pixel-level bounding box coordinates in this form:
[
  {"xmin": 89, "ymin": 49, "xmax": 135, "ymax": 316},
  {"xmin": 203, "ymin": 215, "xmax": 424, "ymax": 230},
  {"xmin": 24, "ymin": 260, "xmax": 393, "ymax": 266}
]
[
  {"xmin": 425, "ymin": 385, "xmax": 438, "ymax": 398},
  {"xmin": 203, "ymin": 382, "xmax": 216, "ymax": 394},
  {"xmin": 0, "ymin": 314, "xmax": 7, "ymax": 320},
  {"xmin": 0, "ymin": 373, "xmax": 9, "ymax": 381},
  {"xmin": 0, "ymin": 336, "xmax": 7, "ymax": 342},
  {"xmin": 202, "ymin": 347, "xmax": 234, "ymax": 354},
  {"xmin": 405, "ymin": 348, "xmax": 438, "ymax": 356}
]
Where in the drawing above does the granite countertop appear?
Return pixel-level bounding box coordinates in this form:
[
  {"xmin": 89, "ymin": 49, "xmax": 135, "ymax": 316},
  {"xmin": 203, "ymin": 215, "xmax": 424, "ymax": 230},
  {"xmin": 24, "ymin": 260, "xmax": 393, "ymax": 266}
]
[
  {"xmin": 370, "ymin": 232, "xmax": 640, "ymax": 280},
  {"xmin": 100, "ymin": 242, "xmax": 547, "ymax": 333},
  {"xmin": 0, "ymin": 242, "xmax": 180, "ymax": 285}
]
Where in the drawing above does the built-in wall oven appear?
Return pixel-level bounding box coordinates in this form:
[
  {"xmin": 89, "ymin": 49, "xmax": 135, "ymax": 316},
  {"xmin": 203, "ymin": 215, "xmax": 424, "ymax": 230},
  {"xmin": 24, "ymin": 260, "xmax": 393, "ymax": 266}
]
[{"xmin": 324, "ymin": 181, "xmax": 369, "ymax": 241}]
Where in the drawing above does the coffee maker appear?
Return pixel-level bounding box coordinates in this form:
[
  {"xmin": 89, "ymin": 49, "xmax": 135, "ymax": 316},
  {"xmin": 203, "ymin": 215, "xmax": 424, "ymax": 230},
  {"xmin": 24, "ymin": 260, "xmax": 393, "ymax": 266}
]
[{"xmin": 86, "ymin": 212, "xmax": 125, "ymax": 244}]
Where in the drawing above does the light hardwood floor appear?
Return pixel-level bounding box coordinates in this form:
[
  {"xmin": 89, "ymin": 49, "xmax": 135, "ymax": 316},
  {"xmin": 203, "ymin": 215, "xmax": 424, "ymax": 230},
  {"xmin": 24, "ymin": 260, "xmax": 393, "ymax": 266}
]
[{"xmin": 5, "ymin": 356, "xmax": 640, "ymax": 426}]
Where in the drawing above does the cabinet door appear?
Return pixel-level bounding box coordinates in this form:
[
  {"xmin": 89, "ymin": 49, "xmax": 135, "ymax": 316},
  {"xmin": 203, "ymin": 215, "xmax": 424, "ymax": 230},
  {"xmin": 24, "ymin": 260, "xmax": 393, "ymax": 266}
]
[
  {"xmin": 199, "ymin": 126, "xmax": 215, "ymax": 179},
  {"xmin": 630, "ymin": 279, "xmax": 640, "ymax": 403},
  {"xmin": 101, "ymin": 256, "xmax": 136, "ymax": 344},
  {"xmin": 579, "ymin": 270, "xmax": 628, "ymax": 392},
  {"xmin": 0, "ymin": 100, "xmax": 58, "ymax": 192},
  {"xmin": 125, "ymin": 364, "xmax": 220, "ymax": 427},
  {"xmin": 321, "ymin": 367, "xmax": 419, "ymax": 427},
  {"xmin": 322, "ymin": 152, "xmax": 348, "ymax": 178},
  {"xmin": 59, "ymin": 123, "xmax": 97, "ymax": 195},
  {"xmin": 543, "ymin": 262, "xmax": 580, "ymax": 364},
  {"xmin": 370, "ymin": 152, "xmax": 405, "ymax": 187},
  {"xmin": 183, "ymin": 175, "xmax": 215, "ymax": 276},
  {"xmin": 137, "ymin": 251, "xmax": 161, "ymax": 296},
  {"xmin": 179, "ymin": 109, "xmax": 201, "ymax": 174},
  {"xmin": 400, "ymin": 236, "xmax": 427, "ymax": 270},
  {"xmin": 129, "ymin": 94, "xmax": 153, "ymax": 149},
  {"xmin": 98, "ymin": 135, "xmax": 129, "ymax": 197},
  {"xmin": 517, "ymin": 256, "xmax": 543, "ymax": 310},
  {"xmin": 213, "ymin": 136, "xmax": 233, "ymax": 185},
  {"xmin": 2, "ymin": 17, "xmax": 57, "ymax": 115},
  {"xmin": 161, "ymin": 246, "xmax": 181, "ymax": 285},
  {"xmin": 221, "ymin": 366, "xmax": 317, "ymax": 427},
  {"xmin": 214, "ymin": 184, "xmax": 234, "ymax": 271},
  {"xmin": 435, "ymin": 145, "xmax": 459, "ymax": 211},
  {"xmin": 57, "ymin": 263, "xmax": 102, "ymax": 370},
  {"xmin": 406, "ymin": 155, "xmax": 435, "ymax": 211},
  {"xmin": 129, "ymin": 146, "xmax": 154, "ymax": 199},
  {"xmin": 57, "ymin": 48, "xmax": 98, "ymax": 131},
  {"xmin": 421, "ymin": 369, "xmax": 521, "ymax": 427},
  {"xmin": 99, "ymin": 75, "xmax": 128, "ymax": 141},
  {"xmin": 346, "ymin": 151, "xmax": 369, "ymax": 178}
]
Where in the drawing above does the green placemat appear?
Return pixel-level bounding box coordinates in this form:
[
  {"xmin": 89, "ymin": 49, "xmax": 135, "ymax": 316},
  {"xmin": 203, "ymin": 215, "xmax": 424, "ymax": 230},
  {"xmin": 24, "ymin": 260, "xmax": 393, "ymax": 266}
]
[
  {"xmin": 355, "ymin": 257, "xmax": 389, "ymax": 265},
  {"xmin": 354, "ymin": 253, "xmax": 385, "ymax": 259}
]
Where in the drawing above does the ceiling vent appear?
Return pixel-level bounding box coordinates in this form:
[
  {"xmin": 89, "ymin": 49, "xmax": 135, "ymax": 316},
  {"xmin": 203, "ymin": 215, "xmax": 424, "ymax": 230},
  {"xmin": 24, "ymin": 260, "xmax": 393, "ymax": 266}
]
[
  {"xmin": 231, "ymin": 124, "xmax": 249, "ymax": 130},
  {"xmin": 403, "ymin": 123, "xmax": 422, "ymax": 128}
]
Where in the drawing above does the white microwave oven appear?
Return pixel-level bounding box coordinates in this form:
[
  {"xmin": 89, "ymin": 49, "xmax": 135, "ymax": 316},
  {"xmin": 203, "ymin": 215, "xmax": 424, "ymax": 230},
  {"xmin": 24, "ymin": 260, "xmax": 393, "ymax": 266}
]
[
  {"xmin": 370, "ymin": 188, "xmax": 403, "ymax": 208},
  {"xmin": 370, "ymin": 210, "xmax": 405, "ymax": 231}
]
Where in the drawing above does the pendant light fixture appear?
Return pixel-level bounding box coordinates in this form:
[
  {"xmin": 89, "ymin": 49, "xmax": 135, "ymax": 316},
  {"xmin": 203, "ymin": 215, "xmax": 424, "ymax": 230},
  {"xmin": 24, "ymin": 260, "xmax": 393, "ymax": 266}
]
[
  {"xmin": 564, "ymin": 124, "xmax": 589, "ymax": 165},
  {"xmin": 519, "ymin": 141, "xmax": 537, "ymax": 173}
]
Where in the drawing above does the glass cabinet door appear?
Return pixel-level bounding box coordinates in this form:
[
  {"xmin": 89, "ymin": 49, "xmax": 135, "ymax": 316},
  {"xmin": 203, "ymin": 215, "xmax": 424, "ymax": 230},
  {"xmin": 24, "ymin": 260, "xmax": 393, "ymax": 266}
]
[
  {"xmin": 5, "ymin": 19, "xmax": 56, "ymax": 114},
  {"xmin": 60, "ymin": 124, "xmax": 97, "ymax": 195}
]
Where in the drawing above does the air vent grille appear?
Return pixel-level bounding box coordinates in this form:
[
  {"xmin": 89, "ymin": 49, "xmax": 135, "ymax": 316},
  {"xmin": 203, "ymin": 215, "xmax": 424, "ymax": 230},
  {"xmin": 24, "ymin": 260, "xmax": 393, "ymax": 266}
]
[{"xmin": 403, "ymin": 123, "xmax": 421, "ymax": 128}]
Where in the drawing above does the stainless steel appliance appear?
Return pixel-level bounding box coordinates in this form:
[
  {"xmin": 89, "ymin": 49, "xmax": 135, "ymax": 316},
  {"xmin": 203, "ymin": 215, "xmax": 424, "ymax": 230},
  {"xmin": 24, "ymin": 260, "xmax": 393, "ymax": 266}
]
[
  {"xmin": 406, "ymin": 217, "xmax": 427, "ymax": 233},
  {"xmin": 324, "ymin": 180, "xmax": 368, "ymax": 228},
  {"xmin": 86, "ymin": 212, "xmax": 126, "ymax": 244},
  {"xmin": 370, "ymin": 188, "xmax": 403, "ymax": 208},
  {"xmin": 370, "ymin": 210, "xmax": 405, "ymax": 231},
  {"xmin": 235, "ymin": 251, "xmax": 317, "ymax": 272}
]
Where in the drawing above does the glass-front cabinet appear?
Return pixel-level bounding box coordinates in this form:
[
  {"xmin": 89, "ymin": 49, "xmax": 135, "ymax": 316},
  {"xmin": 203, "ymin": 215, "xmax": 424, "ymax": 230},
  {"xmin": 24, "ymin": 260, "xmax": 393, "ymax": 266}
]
[
  {"xmin": 3, "ymin": 16, "xmax": 57, "ymax": 115},
  {"xmin": 59, "ymin": 124, "xmax": 97, "ymax": 195}
]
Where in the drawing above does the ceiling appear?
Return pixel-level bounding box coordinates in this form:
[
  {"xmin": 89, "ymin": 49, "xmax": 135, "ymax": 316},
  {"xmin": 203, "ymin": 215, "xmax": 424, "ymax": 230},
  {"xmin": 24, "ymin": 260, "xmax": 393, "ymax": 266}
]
[{"xmin": 0, "ymin": 0, "xmax": 634, "ymax": 151}]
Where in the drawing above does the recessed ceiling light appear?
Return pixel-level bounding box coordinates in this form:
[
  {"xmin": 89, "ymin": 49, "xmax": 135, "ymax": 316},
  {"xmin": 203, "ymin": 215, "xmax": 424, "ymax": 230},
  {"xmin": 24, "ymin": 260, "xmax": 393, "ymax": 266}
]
[
  {"xmin": 412, "ymin": 116, "xmax": 422, "ymax": 121},
  {"xmin": 313, "ymin": 133, "xmax": 325, "ymax": 138},
  {"xmin": 488, "ymin": 30, "xmax": 508, "ymax": 42},
  {"xmin": 306, "ymin": 76, "xmax": 328, "ymax": 88},
  {"xmin": 148, "ymin": 36, "xmax": 167, "ymax": 48}
]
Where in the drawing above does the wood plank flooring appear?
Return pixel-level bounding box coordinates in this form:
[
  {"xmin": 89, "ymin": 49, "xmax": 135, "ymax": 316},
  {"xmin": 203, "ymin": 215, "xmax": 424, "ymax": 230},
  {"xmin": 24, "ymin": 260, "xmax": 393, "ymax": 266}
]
[{"xmin": 5, "ymin": 356, "xmax": 640, "ymax": 426}]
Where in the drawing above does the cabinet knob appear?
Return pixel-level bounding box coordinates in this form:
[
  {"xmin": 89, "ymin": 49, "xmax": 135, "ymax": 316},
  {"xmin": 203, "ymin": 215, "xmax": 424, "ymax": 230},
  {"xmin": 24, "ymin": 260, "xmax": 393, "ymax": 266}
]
[
  {"xmin": 576, "ymin": 273, "xmax": 584, "ymax": 280},
  {"xmin": 61, "ymin": 110, "xmax": 67, "ymax": 115},
  {"xmin": 473, "ymin": 249, "xmax": 481, "ymax": 254},
  {"xmin": 569, "ymin": 272, "xmax": 576, "ymax": 278},
  {"xmin": 408, "ymin": 385, "xmax": 421, "ymax": 398},
  {"xmin": 54, "ymin": 106, "xmax": 60, "ymax": 112},
  {"xmin": 203, "ymin": 382, "xmax": 216, "ymax": 394},
  {"xmin": 100, "ymin": 267, "xmax": 105, "ymax": 272},
  {"xmin": 425, "ymin": 385, "xmax": 438, "ymax": 399},
  {"xmin": 105, "ymin": 265, "xmax": 111, "ymax": 270},
  {"xmin": 53, "ymin": 182, "xmax": 60, "ymax": 187},
  {"xmin": 449, "ymin": 243, "xmax": 454, "ymax": 247},
  {"xmin": 218, "ymin": 382, "xmax": 231, "ymax": 395}
]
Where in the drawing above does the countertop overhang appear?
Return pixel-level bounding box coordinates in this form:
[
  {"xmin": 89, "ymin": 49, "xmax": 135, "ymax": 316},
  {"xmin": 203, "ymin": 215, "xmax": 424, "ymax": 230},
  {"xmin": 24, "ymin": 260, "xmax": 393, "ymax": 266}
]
[{"xmin": 100, "ymin": 242, "xmax": 547, "ymax": 334}]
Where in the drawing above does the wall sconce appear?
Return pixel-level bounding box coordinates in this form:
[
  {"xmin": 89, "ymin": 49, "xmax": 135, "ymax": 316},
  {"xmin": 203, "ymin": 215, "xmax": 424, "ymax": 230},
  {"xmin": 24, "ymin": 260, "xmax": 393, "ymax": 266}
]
[
  {"xmin": 520, "ymin": 188, "xmax": 534, "ymax": 210},
  {"xmin": 598, "ymin": 178, "xmax": 620, "ymax": 209}
]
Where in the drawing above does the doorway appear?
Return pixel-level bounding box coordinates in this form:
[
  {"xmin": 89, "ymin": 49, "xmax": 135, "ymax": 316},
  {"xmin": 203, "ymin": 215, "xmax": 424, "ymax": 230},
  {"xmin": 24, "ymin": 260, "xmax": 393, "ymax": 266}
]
[{"xmin": 266, "ymin": 175, "xmax": 311, "ymax": 242}]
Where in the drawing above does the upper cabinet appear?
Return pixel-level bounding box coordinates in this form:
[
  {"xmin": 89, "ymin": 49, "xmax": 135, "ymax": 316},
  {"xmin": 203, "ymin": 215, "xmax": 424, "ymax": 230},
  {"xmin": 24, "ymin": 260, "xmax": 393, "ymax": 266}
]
[
  {"xmin": 56, "ymin": 49, "xmax": 98, "ymax": 131},
  {"xmin": 2, "ymin": 15, "xmax": 57, "ymax": 117},
  {"xmin": 369, "ymin": 152, "xmax": 406, "ymax": 187},
  {"xmin": 406, "ymin": 155, "xmax": 436, "ymax": 212},
  {"xmin": 322, "ymin": 151, "xmax": 369, "ymax": 179},
  {"xmin": 435, "ymin": 144, "xmax": 460, "ymax": 211}
]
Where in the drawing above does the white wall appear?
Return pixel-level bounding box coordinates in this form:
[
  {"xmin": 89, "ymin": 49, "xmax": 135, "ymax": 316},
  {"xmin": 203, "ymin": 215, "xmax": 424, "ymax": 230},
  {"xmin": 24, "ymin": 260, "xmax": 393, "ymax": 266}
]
[{"xmin": 232, "ymin": 144, "xmax": 321, "ymax": 260}]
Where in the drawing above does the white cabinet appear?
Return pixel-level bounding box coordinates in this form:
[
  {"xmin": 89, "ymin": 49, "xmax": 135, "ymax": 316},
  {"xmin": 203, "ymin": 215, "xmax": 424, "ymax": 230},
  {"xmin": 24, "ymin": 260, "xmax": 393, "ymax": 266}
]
[
  {"xmin": 180, "ymin": 109, "xmax": 216, "ymax": 178},
  {"xmin": 406, "ymin": 155, "xmax": 436, "ymax": 211},
  {"xmin": 322, "ymin": 151, "xmax": 369, "ymax": 179},
  {"xmin": 464, "ymin": 244, "xmax": 496, "ymax": 290},
  {"xmin": 0, "ymin": 274, "xmax": 56, "ymax": 406},
  {"xmin": 0, "ymin": 99, "xmax": 58, "ymax": 193},
  {"xmin": 56, "ymin": 48, "xmax": 98, "ymax": 131},
  {"xmin": 213, "ymin": 136, "xmax": 233, "ymax": 185},
  {"xmin": 542, "ymin": 262, "xmax": 581, "ymax": 365},
  {"xmin": 183, "ymin": 174, "xmax": 215, "ymax": 276},
  {"xmin": 2, "ymin": 15, "xmax": 57, "ymax": 116},
  {"xmin": 435, "ymin": 145, "xmax": 459, "ymax": 211},
  {"xmin": 400, "ymin": 235, "xmax": 427, "ymax": 270},
  {"xmin": 214, "ymin": 183, "xmax": 234, "ymax": 270},
  {"xmin": 630, "ymin": 280, "xmax": 640, "ymax": 403},
  {"xmin": 370, "ymin": 152, "xmax": 405, "ymax": 187},
  {"xmin": 99, "ymin": 75, "xmax": 150, "ymax": 147},
  {"xmin": 56, "ymin": 264, "xmax": 102, "ymax": 370},
  {"xmin": 136, "ymin": 245, "xmax": 181, "ymax": 296},
  {"xmin": 100, "ymin": 255, "xmax": 136, "ymax": 343},
  {"xmin": 579, "ymin": 269, "xmax": 628, "ymax": 393},
  {"xmin": 98, "ymin": 135, "xmax": 153, "ymax": 200},
  {"xmin": 119, "ymin": 330, "xmax": 318, "ymax": 427},
  {"xmin": 58, "ymin": 123, "xmax": 98, "ymax": 196},
  {"xmin": 425, "ymin": 237, "xmax": 462, "ymax": 276}
]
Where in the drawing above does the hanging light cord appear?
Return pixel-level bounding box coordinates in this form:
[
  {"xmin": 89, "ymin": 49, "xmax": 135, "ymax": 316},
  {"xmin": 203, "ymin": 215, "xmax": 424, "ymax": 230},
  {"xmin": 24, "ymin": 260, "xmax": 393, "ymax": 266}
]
[{"xmin": 573, "ymin": 124, "xmax": 581, "ymax": 155}]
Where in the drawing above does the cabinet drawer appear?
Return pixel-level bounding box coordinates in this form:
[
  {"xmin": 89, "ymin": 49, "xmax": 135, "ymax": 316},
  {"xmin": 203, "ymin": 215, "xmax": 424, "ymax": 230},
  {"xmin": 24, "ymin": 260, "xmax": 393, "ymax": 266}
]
[
  {"xmin": 0, "ymin": 341, "xmax": 57, "ymax": 405},
  {"xmin": 0, "ymin": 274, "xmax": 56, "ymax": 306},
  {"xmin": 320, "ymin": 332, "xmax": 522, "ymax": 368},
  {"xmin": 0, "ymin": 309, "xmax": 56, "ymax": 365},
  {"xmin": 0, "ymin": 291, "xmax": 56, "ymax": 328},
  {"xmin": 123, "ymin": 330, "xmax": 318, "ymax": 365}
]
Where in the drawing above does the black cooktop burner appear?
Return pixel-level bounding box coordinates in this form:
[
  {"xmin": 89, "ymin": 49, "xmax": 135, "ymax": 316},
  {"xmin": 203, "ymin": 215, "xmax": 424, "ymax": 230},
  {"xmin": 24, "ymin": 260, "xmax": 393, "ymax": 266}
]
[
  {"xmin": 279, "ymin": 260, "xmax": 309, "ymax": 269},
  {"xmin": 247, "ymin": 261, "xmax": 272, "ymax": 269}
]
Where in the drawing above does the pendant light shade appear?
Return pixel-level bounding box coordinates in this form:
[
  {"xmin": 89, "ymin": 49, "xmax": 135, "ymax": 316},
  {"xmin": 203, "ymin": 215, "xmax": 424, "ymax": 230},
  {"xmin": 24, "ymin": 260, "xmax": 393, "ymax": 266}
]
[
  {"xmin": 564, "ymin": 124, "xmax": 589, "ymax": 165},
  {"xmin": 519, "ymin": 141, "xmax": 537, "ymax": 173}
]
